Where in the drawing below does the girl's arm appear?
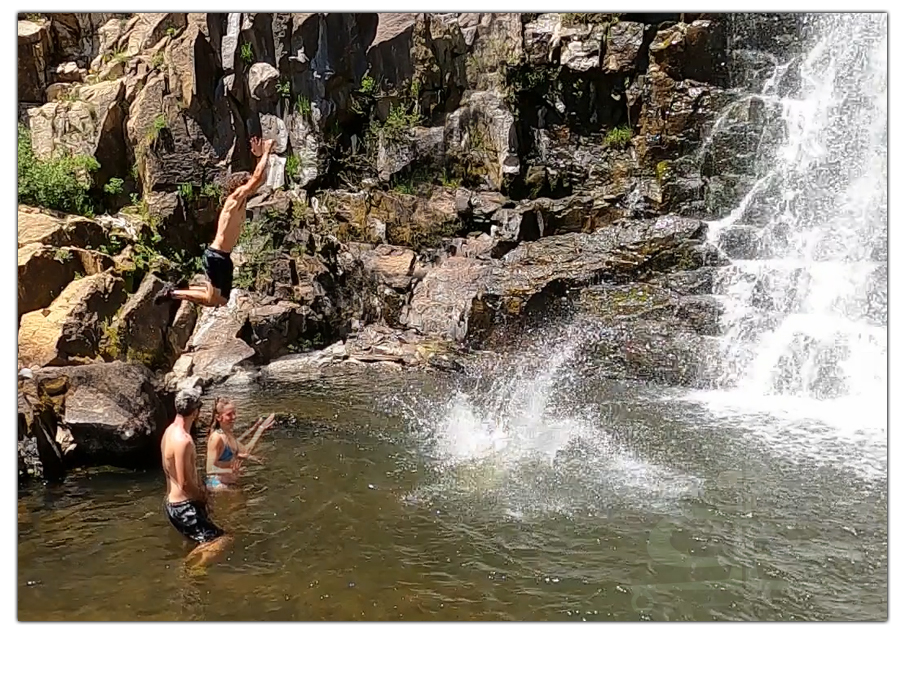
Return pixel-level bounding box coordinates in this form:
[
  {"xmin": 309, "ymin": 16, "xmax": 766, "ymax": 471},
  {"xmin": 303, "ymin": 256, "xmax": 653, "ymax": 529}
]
[
  {"xmin": 236, "ymin": 414, "xmax": 276, "ymax": 459},
  {"xmin": 237, "ymin": 417, "xmax": 262, "ymax": 443}
]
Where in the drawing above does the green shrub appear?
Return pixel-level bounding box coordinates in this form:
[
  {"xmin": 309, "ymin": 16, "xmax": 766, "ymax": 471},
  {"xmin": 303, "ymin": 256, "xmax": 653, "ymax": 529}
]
[
  {"xmin": 17, "ymin": 125, "xmax": 99, "ymax": 216},
  {"xmin": 104, "ymin": 177, "xmax": 124, "ymax": 195},
  {"xmin": 604, "ymin": 125, "xmax": 633, "ymax": 149},
  {"xmin": 296, "ymin": 95, "xmax": 312, "ymax": 117},
  {"xmin": 240, "ymin": 43, "xmax": 253, "ymax": 64},
  {"xmin": 285, "ymin": 154, "xmax": 300, "ymax": 181}
]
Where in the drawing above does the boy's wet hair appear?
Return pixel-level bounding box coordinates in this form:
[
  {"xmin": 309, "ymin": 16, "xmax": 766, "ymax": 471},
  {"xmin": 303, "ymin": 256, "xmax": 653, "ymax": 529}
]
[
  {"xmin": 174, "ymin": 387, "xmax": 203, "ymax": 416},
  {"xmin": 224, "ymin": 171, "xmax": 251, "ymax": 196}
]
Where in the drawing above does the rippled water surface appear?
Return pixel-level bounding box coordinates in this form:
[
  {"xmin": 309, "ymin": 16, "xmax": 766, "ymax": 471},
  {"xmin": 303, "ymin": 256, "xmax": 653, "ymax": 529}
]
[{"xmin": 18, "ymin": 362, "xmax": 886, "ymax": 621}]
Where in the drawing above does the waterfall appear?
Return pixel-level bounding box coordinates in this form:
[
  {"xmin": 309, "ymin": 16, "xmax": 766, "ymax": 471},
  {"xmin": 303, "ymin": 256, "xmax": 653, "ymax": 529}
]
[{"xmin": 703, "ymin": 13, "xmax": 887, "ymax": 439}]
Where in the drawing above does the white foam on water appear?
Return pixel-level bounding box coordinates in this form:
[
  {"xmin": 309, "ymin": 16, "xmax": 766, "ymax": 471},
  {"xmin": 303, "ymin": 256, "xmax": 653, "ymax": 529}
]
[{"xmin": 401, "ymin": 323, "xmax": 702, "ymax": 518}]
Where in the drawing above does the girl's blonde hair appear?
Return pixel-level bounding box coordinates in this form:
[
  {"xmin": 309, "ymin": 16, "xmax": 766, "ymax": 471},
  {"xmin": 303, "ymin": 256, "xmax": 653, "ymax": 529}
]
[{"xmin": 207, "ymin": 397, "xmax": 233, "ymax": 439}]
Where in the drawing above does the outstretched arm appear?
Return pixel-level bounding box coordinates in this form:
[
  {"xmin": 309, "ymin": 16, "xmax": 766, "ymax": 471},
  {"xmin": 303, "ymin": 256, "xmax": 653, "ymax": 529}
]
[
  {"xmin": 237, "ymin": 417, "xmax": 263, "ymax": 443},
  {"xmin": 235, "ymin": 414, "xmax": 276, "ymax": 466},
  {"xmin": 232, "ymin": 137, "xmax": 274, "ymax": 201}
]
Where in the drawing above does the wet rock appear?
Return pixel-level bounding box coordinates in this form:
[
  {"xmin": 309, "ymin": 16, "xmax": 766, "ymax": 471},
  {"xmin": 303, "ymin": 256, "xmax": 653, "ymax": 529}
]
[
  {"xmin": 603, "ymin": 21, "xmax": 646, "ymax": 73},
  {"xmin": 579, "ymin": 317, "xmax": 716, "ymax": 387},
  {"xmin": 532, "ymin": 129, "xmax": 639, "ymax": 202},
  {"xmin": 402, "ymin": 256, "xmax": 494, "ymax": 340},
  {"xmin": 18, "ymin": 384, "xmax": 66, "ymax": 482},
  {"xmin": 404, "ymin": 215, "xmax": 709, "ymax": 342},
  {"xmin": 487, "ymin": 204, "xmax": 544, "ymax": 257},
  {"xmin": 649, "ymin": 19, "xmax": 728, "ymax": 86},
  {"xmin": 249, "ymin": 61, "xmax": 281, "ymax": 101},
  {"xmin": 634, "ymin": 63, "xmax": 732, "ymax": 167},
  {"xmin": 522, "ymin": 13, "xmax": 563, "ymax": 65},
  {"xmin": 715, "ymin": 224, "xmax": 761, "ymax": 259},
  {"xmin": 19, "ymin": 20, "xmax": 51, "ymax": 104},
  {"xmin": 445, "ymin": 90, "xmax": 520, "ymax": 190},
  {"xmin": 576, "ymin": 282, "xmax": 724, "ymax": 336},
  {"xmin": 18, "ymin": 272, "xmax": 127, "ymax": 368},
  {"xmin": 559, "ymin": 21, "xmax": 605, "ymax": 72},
  {"xmin": 259, "ymin": 323, "xmax": 460, "ymax": 383},
  {"xmin": 376, "ymin": 125, "xmax": 445, "ymax": 182},
  {"xmin": 18, "ymin": 244, "xmax": 115, "ymax": 318},
  {"xmin": 355, "ymin": 244, "xmax": 417, "ymax": 291},
  {"xmin": 31, "ymin": 361, "xmax": 170, "ymax": 469}
]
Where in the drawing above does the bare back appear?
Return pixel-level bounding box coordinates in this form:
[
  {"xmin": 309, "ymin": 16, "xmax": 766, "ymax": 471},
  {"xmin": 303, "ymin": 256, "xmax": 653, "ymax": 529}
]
[
  {"xmin": 210, "ymin": 194, "xmax": 247, "ymax": 254},
  {"xmin": 161, "ymin": 424, "xmax": 202, "ymax": 504}
]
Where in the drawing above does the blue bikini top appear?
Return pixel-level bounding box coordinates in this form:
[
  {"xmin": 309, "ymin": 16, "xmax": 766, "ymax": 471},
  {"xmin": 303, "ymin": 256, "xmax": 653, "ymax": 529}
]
[{"xmin": 216, "ymin": 429, "xmax": 235, "ymax": 462}]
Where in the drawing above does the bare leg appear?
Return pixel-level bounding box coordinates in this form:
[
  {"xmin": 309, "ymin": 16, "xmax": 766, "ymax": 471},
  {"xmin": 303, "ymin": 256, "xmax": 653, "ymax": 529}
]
[
  {"xmin": 171, "ymin": 281, "xmax": 227, "ymax": 307},
  {"xmin": 185, "ymin": 534, "xmax": 233, "ymax": 570}
]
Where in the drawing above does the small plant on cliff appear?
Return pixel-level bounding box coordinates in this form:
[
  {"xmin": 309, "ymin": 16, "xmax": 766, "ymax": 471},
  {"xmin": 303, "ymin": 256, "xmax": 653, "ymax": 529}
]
[
  {"xmin": 359, "ymin": 74, "xmax": 377, "ymax": 96},
  {"xmin": 377, "ymin": 103, "xmax": 422, "ymax": 142},
  {"xmin": 17, "ymin": 124, "xmax": 99, "ymax": 216},
  {"xmin": 285, "ymin": 154, "xmax": 300, "ymax": 182},
  {"xmin": 276, "ymin": 78, "xmax": 291, "ymax": 99},
  {"xmin": 151, "ymin": 50, "xmax": 165, "ymax": 70},
  {"xmin": 53, "ymin": 248, "xmax": 73, "ymax": 263},
  {"xmin": 146, "ymin": 114, "xmax": 168, "ymax": 146},
  {"xmin": 296, "ymin": 95, "xmax": 312, "ymax": 118},
  {"xmin": 240, "ymin": 42, "xmax": 253, "ymax": 64},
  {"xmin": 200, "ymin": 181, "xmax": 222, "ymax": 201},
  {"xmin": 656, "ymin": 160, "xmax": 673, "ymax": 183},
  {"xmin": 166, "ymin": 27, "xmax": 177, "ymax": 38},
  {"xmin": 178, "ymin": 182, "xmax": 195, "ymax": 202},
  {"xmin": 104, "ymin": 177, "xmax": 124, "ymax": 196},
  {"xmin": 604, "ymin": 125, "xmax": 633, "ymax": 149},
  {"xmin": 109, "ymin": 48, "xmax": 130, "ymax": 66}
]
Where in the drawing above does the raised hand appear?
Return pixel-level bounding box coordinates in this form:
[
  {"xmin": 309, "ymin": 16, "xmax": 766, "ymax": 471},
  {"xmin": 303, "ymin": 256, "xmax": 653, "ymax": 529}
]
[
  {"xmin": 250, "ymin": 137, "xmax": 275, "ymax": 157},
  {"xmin": 259, "ymin": 413, "xmax": 276, "ymax": 432}
]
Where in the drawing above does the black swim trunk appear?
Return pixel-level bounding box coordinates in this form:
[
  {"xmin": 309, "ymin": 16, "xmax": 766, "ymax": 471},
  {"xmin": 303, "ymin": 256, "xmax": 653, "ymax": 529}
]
[
  {"xmin": 202, "ymin": 246, "xmax": 234, "ymax": 300},
  {"xmin": 165, "ymin": 499, "xmax": 225, "ymax": 544}
]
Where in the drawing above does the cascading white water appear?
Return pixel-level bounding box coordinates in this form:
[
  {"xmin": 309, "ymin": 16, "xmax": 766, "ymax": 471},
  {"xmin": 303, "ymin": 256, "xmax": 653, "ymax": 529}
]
[{"xmin": 699, "ymin": 13, "xmax": 887, "ymax": 446}]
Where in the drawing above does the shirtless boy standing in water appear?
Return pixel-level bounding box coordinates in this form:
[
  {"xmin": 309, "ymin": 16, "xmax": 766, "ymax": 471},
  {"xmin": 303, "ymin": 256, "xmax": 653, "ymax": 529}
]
[
  {"xmin": 155, "ymin": 137, "xmax": 275, "ymax": 307},
  {"xmin": 161, "ymin": 388, "xmax": 231, "ymax": 568}
]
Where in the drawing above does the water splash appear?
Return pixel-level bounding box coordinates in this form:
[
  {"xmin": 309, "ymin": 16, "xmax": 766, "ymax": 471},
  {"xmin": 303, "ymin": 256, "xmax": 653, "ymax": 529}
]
[
  {"xmin": 698, "ymin": 14, "xmax": 886, "ymax": 449},
  {"xmin": 399, "ymin": 322, "xmax": 701, "ymax": 518}
]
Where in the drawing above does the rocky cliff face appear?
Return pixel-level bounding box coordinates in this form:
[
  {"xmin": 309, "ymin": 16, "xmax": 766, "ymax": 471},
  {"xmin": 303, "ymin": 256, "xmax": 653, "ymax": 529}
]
[{"xmin": 17, "ymin": 12, "xmax": 802, "ymax": 479}]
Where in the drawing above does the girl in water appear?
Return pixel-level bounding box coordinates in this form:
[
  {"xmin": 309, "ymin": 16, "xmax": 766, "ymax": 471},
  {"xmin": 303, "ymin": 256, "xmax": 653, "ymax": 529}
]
[{"xmin": 205, "ymin": 397, "xmax": 275, "ymax": 489}]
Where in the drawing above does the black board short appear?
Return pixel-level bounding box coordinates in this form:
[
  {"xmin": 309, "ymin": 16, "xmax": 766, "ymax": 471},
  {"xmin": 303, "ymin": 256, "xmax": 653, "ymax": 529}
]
[
  {"xmin": 202, "ymin": 247, "xmax": 234, "ymax": 299},
  {"xmin": 165, "ymin": 499, "xmax": 225, "ymax": 544}
]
